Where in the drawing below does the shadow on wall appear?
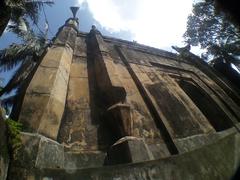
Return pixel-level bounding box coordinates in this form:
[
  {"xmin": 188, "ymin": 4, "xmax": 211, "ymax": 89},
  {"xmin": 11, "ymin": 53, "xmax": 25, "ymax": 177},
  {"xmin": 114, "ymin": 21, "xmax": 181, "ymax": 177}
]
[
  {"xmin": 177, "ymin": 79, "xmax": 234, "ymax": 131},
  {"xmin": 212, "ymin": 60, "xmax": 240, "ymax": 90}
]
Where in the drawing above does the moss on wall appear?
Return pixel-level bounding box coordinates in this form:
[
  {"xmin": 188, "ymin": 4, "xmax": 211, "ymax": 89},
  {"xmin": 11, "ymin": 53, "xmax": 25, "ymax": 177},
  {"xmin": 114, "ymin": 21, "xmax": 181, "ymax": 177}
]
[
  {"xmin": 0, "ymin": 108, "xmax": 9, "ymax": 180},
  {"xmin": 5, "ymin": 118, "xmax": 22, "ymax": 160}
]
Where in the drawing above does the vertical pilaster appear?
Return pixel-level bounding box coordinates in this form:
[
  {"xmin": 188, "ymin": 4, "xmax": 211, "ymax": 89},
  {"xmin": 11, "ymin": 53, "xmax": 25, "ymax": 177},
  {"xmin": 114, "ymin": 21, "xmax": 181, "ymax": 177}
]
[
  {"xmin": 57, "ymin": 35, "xmax": 92, "ymax": 147},
  {"xmin": 115, "ymin": 46, "xmax": 179, "ymax": 155},
  {"xmin": 87, "ymin": 26, "xmax": 154, "ymax": 164},
  {"xmin": 87, "ymin": 26, "xmax": 130, "ymax": 136},
  {"xmin": 18, "ymin": 19, "xmax": 78, "ymax": 140}
]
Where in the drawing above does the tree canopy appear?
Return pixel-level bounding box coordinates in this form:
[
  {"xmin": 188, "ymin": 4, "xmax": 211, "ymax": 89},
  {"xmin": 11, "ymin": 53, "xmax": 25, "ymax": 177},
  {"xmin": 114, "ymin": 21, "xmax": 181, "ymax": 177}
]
[{"xmin": 184, "ymin": 0, "xmax": 240, "ymax": 67}]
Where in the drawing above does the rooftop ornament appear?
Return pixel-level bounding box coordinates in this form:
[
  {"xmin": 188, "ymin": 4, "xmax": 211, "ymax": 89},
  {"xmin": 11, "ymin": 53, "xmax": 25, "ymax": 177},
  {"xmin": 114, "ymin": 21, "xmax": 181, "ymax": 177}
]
[{"xmin": 70, "ymin": 6, "xmax": 79, "ymax": 18}]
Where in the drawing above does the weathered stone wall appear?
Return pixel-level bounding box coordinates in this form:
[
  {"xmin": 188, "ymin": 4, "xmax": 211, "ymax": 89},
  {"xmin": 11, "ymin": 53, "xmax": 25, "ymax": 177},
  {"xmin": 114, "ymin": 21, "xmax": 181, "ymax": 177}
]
[
  {"xmin": 119, "ymin": 46, "xmax": 240, "ymax": 130},
  {"xmin": 18, "ymin": 21, "xmax": 76, "ymax": 140},
  {"xmin": 11, "ymin": 17, "xmax": 240, "ymax": 179},
  {"xmin": 8, "ymin": 130, "xmax": 240, "ymax": 180}
]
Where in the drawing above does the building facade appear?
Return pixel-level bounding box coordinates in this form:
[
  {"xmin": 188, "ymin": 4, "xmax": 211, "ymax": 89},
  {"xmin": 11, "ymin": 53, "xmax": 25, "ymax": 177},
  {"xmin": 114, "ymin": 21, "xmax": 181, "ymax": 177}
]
[{"xmin": 6, "ymin": 14, "xmax": 240, "ymax": 179}]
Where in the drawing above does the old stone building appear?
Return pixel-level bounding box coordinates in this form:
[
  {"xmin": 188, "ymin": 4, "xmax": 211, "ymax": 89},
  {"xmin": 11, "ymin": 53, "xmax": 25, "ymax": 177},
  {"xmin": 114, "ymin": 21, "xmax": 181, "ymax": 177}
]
[{"xmin": 2, "ymin": 8, "xmax": 240, "ymax": 180}]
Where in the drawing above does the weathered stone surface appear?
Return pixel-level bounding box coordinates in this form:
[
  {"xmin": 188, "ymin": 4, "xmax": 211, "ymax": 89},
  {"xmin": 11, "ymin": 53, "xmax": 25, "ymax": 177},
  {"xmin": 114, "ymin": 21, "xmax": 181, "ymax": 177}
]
[
  {"xmin": 148, "ymin": 142, "xmax": 171, "ymax": 159},
  {"xmin": 90, "ymin": 31, "xmax": 127, "ymax": 105},
  {"xmin": 15, "ymin": 133, "xmax": 41, "ymax": 169},
  {"xmin": 58, "ymin": 38, "xmax": 94, "ymax": 149},
  {"xmin": 176, "ymin": 78, "xmax": 234, "ymax": 131},
  {"xmin": 26, "ymin": 66, "xmax": 58, "ymax": 94},
  {"xmin": 37, "ymin": 55, "xmax": 71, "ymax": 138},
  {"xmin": 107, "ymin": 104, "xmax": 132, "ymax": 137},
  {"xmin": 58, "ymin": 108, "xmax": 92, "ymax": 147},
  {"xmin": 64, "ymin": 151, "xmax": 106, "ymax": 170},
  {"xmin": 13, "ymin": 129, "xmax": 240, "ymax": 179},
  {"xmin": 174, "ymin": 127, "xmax": 237, "ymax": 153},
  {"xmin": 12, "ymin": 16, "xmax": 240, "ymax": 180},
  {"xmin": 19, "ymin": 94, "xmax": 50, "ymax": 132},
  {"xmin": 54, "ymin": 24, "xmax": 78, "ymax": 49},
  {"xmin": 70, "ymin": 58, "xmax": 88, "ymax": 78},
  {"xmin": 146, "ymin": 72, "xmax": 215, "ymax": 137},
  {"xmin": 67, "ymin": 78, "xmax": 89, "ymax": 109},
  {"xmin": 147, "ymin": 82, "xmax": 204, "ymax": 138},
  {"xmin": 37, "ymin": 96, "xmax": 66, "ymax": 139},
  {"xmin": 107, "ymin": 136, "xmax": 154, "ymax": 165},
  {"xmin": 19, "ymin": 45, "xmax": 73, "ymax": 139},
  {"xmin": 40, "ymin": 46, "xmax": 72, "ymax": 68},
  {"xmin": 114, "ymin": 62, "xmax": 162, "ymax": 143},
  {"xmin": 94, "ymin": 56, "xmax": 125, "ymax": 97},
  {"xmin": 14, "ymin": 131, "xmax": 240, "ymax": 180},
  {"xmin": 73, "ymin": 36, "xmax": 87, "ymax": 57},
  {"xmin": 35, "ymin": 137, "xmax": 64, "ymax": 169}
]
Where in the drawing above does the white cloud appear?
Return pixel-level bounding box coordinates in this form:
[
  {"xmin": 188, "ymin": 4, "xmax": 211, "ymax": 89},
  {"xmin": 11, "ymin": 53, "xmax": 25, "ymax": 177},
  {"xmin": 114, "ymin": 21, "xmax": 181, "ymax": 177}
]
[{"xmin": 76, "ymin": 0, "xmax": 193, "ymax": 49}]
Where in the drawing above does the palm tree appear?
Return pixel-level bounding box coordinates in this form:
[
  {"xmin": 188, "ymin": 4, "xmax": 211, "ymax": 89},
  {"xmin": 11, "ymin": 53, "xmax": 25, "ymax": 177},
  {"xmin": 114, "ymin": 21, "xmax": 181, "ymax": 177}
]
[
  {"xmin": 0, "ymin": 19, "xmax": 48, "ymax": 118},
  {"xmin": 0, "ymin": 0, "xmax": 53, "ymax": 36}
]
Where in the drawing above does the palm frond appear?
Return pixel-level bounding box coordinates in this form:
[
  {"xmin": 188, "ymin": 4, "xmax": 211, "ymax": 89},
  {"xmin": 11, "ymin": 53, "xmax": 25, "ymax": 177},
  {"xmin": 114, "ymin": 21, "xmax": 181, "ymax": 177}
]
[
  {"xmin": 5, "ymin": 0, "xmax": 54, "ymax": 28},
  {"xmin": 5, "ymin": 0, "xmax": 24, "ymax": 9},
  {"xmin": 7, "ymin": 17, "xmax": 29, "ymax": 37},
  {"xmin": 0, "ymin": 43, "xmax": 34, "ymax": 72},
  {"xmin": 1, "ymin": 94, "xmax": 17, "ymax": 108},
  {"xmin": 23, "ymin": 0, "xmax": 54, "ymax": 24},
  {"xmin": 0, "ymin": 26, "xmax": 46, "ymax": 72},
  {"xmin": 24, "ymin": 2, "xmax": 42, "ymax": 24},
  {"xmin": 0, "ymin": 57, "xmax": 36, "ymax": 96}
]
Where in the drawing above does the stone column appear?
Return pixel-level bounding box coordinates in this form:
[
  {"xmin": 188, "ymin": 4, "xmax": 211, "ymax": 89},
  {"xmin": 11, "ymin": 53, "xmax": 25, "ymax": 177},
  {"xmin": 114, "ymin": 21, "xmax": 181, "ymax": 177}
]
[
  {"xmin": 115, "ymin": 46, "xmax": 179, "ymax": 155},
  {"xmin": 87, "ymin": 26, "xmax": 131, "ymax": 137},
  {"xmin": 87, "ymin": 26, "xmax": 153, "ymax": 164},
  {"xmin": 18, "ymin": 18, "xmax": 78, "ymax": 140}
]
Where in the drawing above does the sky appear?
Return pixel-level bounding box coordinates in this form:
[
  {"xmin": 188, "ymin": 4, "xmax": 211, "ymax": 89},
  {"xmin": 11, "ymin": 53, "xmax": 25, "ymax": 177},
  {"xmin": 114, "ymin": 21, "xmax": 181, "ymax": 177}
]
[
  {"xmin": 75, "ymin": 0, "xmax": 193, "ymax": 51},
  {"xmin": 1, "ymin": 0, "xmax": 194, "ymax": 50},
  {"xmin": 0, "ymin": 0, "xmax": 194, "ymax": 86}
]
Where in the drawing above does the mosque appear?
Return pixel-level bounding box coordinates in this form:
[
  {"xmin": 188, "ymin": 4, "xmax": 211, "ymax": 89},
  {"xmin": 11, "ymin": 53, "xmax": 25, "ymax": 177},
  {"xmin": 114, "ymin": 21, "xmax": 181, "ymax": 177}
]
[{"xmin": 2, "ymin": 7, "xmax": 240, "ymax": 180}]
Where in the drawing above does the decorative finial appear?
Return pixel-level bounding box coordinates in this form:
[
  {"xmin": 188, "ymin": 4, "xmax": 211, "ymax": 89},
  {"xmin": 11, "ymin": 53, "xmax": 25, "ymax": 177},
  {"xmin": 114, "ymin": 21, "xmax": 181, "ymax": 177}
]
[
  {"xmin": 91, "ymin": 25, "xmax": 96, "ymax": 30},
  {"xmin": 90, "ymin": 24, "xmax": 101, "ymax": 35},
  {"xmin": 70, "ymin": 6, "xmax": 79, "ymax": 18}
]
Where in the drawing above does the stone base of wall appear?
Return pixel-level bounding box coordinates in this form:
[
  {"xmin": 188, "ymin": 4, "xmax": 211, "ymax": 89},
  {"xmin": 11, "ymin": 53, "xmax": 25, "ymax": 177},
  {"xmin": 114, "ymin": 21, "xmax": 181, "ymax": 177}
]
[{"xmin": 7, "ymin": 128, "xmax": 240, "ymax": 180}]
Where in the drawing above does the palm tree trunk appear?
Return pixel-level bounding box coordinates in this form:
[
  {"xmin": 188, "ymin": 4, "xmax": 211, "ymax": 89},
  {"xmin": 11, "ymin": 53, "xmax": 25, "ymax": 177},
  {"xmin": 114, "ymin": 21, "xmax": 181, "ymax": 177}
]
[{"xmin": 0, "ymin": 2, "xmax": 11, "ymax": 37}]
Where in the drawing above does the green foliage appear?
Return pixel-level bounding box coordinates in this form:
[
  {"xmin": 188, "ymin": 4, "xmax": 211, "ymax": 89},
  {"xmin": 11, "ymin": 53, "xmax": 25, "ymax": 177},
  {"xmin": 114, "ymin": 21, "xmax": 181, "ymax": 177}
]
[
  {"xmin": 0, "ymin": 0, "xmax": 54, "ymax": 36},
  {"xmin": 0, "ymin": 27, "xmax": 45, "ymax": 72},
  {"xmin": 184, "ymin": 0, "xmax": 240, "ymax": 65},
  {"xmin": 0, "ymin": 19, "xmax": 47, "ymax": 105},
  {"xmin": 0, "ymin": 108, "xmax": 9, "ymax": 162},
  {"xmin": 5, "ymin": 0, "xmax": 54, "ymax": 24},
  {"xmin": 5, "ymin": 118, "xmax": 22, "ymax": 159},
  {"xmin": 0, "ymin": 1, "xmax": 53, "ymax": 116}
]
